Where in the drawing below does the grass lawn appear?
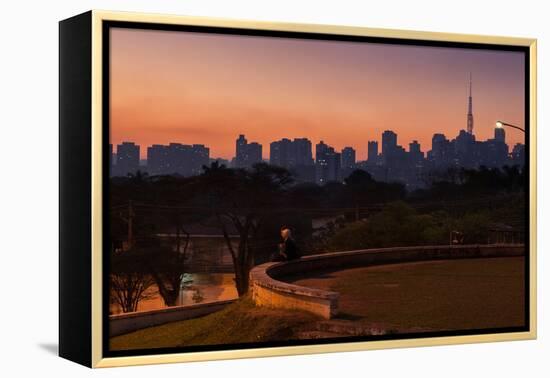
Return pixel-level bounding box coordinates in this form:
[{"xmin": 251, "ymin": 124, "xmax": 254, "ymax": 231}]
[
  {"xmin": 111, "ymin": 256, "xmax": 525, "ymax": 351},
  {"xmin": 290, "ymin": 256, "xmax": 526, "ymax": 332},
  {"xmin": 110, "ymin": 296, "xmax": 319, "ymax": 351}
]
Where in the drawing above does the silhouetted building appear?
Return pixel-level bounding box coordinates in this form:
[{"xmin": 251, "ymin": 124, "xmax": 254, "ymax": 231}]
[
  {"xmin": 292, "ymin": 138, "xmax": 314, "ymax": 167},
  {"xmin": 486, "ymin": 131, "xmax": 509, "ymax": 168},
  {"xmin": 270, "ymin": 137, "xmax": 314, "ymax": 182},
  {"xmin": 270, "ymin": 138, "xmax": 292, "ymax": 167},
  {"xmin": 381, "ymin": 130, "xmax": 410, "ymax": 172},
  {"xmin": 315, "ymin": 141, "xmax": 329, "ymax": 185},
  {"xmin": 192, "ymin": 144, "xmax": 210, "ymax": 174},
  {"xmin": 145, "ymin": 142, "xmax": 209, "ymax": 176},
  {"xmin": 381, "ymin": 130, "xmax": 398, "ymax": 161},
  {"xmin": 247, "ymin": 142, "xmax": 263, "ymax": 166},
  {"xmin": 172, "ymin": 144, "xmax": 191, "ymax": 175},
  {"xmin": 454, "ymin": 129, "xmax": 476, "ymax": 167},
  {"xmin": 428, "ymin": 133, "xmax": 452, "ymax": 168},
  {"xmin": 367, "ymin": 141, "xmax": 379, "ymax": 164},
  {"xmin": 270, "ymin": 138, "xmax": 314, "ymax": 168},
  {"xmin": 495, "ymin": 127, "xmax": 506, "ymax": 144},
  {"xmin": 340, "ymin": 146, "xmax": 356, "ymax": 180},
  {"xmin": 511, "ymin": 143, "xmax": 525, "ymax": 167},
  {"xmin": 115, "ymin": 142, "xmax": 140, "ymax": 176},
  {"xmin": 315, "ymin": 141, "xmax": 340, "ymax": 185},
  {"xmin": 341, "ymin": 147, "xmax": 356, "ymax": 169},
  {"xmin": 409, "ymin": 140, "xmax": 424, "ymax": 164},
  {"xmin": 235, "ymin": 135, "xmax": 263, "ymax": 168},
  {"xmin": 147, "ymin": 144, "xmax": 169, "ymax": 175},
  {"xmin": 235, "ymin": 134, "xmax": 248, "ymax": 168}
]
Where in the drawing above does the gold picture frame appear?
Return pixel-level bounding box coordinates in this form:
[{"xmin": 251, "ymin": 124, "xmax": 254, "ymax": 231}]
[{"xmin": 59, "ymin": 9, "xmax": 537, "ymax": 368}]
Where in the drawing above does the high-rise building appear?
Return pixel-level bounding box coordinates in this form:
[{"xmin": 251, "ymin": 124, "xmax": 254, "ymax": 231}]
[
  {"xmin": 483, "ymin": 126, "xmax": 508, "ymax": 167},
  {"xmin": 246, "ymin": 142, "xmax": 263, "ymax": 166},
  {"xmin": 382, "ymin": 130, "xmax": 398, "ymax": 158},
  {"xmin": 235, "ymin": 135, "xmax": 263, "ymax": 168},
  {"xmin": 430, "ymin": 134, "xmax": 447, "ymax": 157},
  {"xmin": 341, "ymin": 147, "xmax": 356, "ymax": 169},
  {"xmin": 269, "ymin": 138, "xmax": 292, "ymax": 167},
  {"xmin": 409, "ymin": 141, "xmax": 421, "ymax": 154},
  {"xmin": 340, "ymin": 146, "xmax": 356, "ymax": 181},
  {"xmin": 367, "ymin": 141, "xmax": 379, "ymax": 163},
  {"xmin": 409, "ymin": 140, "xmax": 424, "ymax": 164},
  {"xmin": 315, "ymin": 141, "xmax": 340, "ymax": 185},
  {"xmin": 454, "ymin": 129, "xmax": 476, "ymax": 167},
  {"xmin": 328, "ymin": 150, "xmax": 341, "ymax": 182},
  {"xmin": 146, "ymin": 143, "xmax": 210, "ymax": 176},
  {"xmin": 495, "ymin": 126, "xmax": 506, "ymax": 144},
  {"xmin": 428, "ymin": 133, "xmax": 452, "ymax": 167},
  {"xmin": 235, "ymin": 135, "xmax": 248, "ymax": 168},
  {"xmin": 486, "ymin": 138, "xmax": 509, "ymax": 167},
  {"xmin": 315, "ymin": 141, "xmax": 329, "ymax": 185},
  {"xmin": 269, "ymin": 138, "xmax": 314, "ymax": 182},
  {"xmin": 292, "ymin": 138, "xmax": 314, "ymax": 166},
  {"xmin": 511, "ymin": 143, "xmax": 525, "ymax": 167},
  {"xmin": 270, "ymin": 138, "xmax": 313, "ymax": 169},
  {"xmin": 116, "ymin": 142, "xmax": 140, "ymax": 176},
  {"xmin": 192, "ymin": 144, "xmax": 210, "ymax": 175},
  {"xmin": 168, "ymin": 143, "xmax": 192, "ymax": 175},
  {"xmin": 147, "ymin": 144, "xmax": 169, "ymax": 175}
]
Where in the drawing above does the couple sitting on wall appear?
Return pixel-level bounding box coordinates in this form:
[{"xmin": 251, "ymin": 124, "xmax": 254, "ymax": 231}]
[{"xmin": 271, "ymin": 226, "xmax": 300, "ymax": 262}]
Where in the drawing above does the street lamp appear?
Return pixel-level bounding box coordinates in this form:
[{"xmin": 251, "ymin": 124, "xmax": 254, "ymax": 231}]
[{"xmin": 496, "ymin": 120, "xmax": 525, "ymax": 133}]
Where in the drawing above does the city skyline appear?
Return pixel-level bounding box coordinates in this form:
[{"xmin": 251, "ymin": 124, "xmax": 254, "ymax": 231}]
[
  {"xmin": 110, "ymin": 28, "xmax": 525, "ymax": 160},
  {"xmin": 111, "ymin": 128, "xmax": 523, "ymax": 163},
  {"xmin": 111, "ymin": 125, "xmax": 525, "ymax": 190}
]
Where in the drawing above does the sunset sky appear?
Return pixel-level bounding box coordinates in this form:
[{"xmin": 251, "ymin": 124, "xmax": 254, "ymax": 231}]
[{"xmin": 110, "ymin": 27, "xmax": 525, "ymax": 160}]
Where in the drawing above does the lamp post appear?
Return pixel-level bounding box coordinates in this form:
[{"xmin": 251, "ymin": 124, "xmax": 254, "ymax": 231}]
[{"xmin": 496, "ymin": 120, "xmax": 525, "ymax": 133}]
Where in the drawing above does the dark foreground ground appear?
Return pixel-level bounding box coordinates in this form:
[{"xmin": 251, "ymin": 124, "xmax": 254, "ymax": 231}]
[
  {"xmin": 110, "ymin": 256, "xmax": 525, "ymax": 351},
  {"xmin": 110, "ymin": 297, "xmax": 319, "ymax": 351},
  {"xmin": 290, "ymin": 256, "xmax": 525, "ymax": 332}
]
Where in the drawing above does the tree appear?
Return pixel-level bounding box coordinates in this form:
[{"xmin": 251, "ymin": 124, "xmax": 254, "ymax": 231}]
[
  {"xmin": 341, "ymin": 169, "xmax": 406, "ymax": 216},
  {"xmin": 194, "ymin": 163, "xmax": 293, "ymax": 296},
  {"xmin": 145, "ymin": 229, "xmax": 192, "ymax": 307},
  {"xmin": 110, "ymin": 248, "xmax": 155, "ymax": 313},
  {"xmin": 326, "ymin": 202, "xmax": 448, "ymax": 250},
  {"xmin": 344, "ymin": 169, "xmax": 375, "ymax": 187}
]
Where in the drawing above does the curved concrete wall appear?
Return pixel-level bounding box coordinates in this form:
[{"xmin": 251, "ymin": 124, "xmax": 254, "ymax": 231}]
[
  {"xmin": 109, "ymin": 299, "xmax": 236, "ymax": 337},
  {"xmin": 249, "ymin": 244, "xmax": 524, "ymax": 319}
]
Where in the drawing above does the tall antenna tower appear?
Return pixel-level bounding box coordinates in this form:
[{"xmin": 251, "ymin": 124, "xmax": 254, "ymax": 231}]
[{"xmin": 467, "ymin": 73, "xmax": 474, "ymax": 134}]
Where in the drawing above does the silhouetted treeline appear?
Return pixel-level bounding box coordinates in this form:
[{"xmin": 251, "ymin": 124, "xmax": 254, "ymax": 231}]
[{"xmin": 413, "ymin": 165, "xmax": 525, "ymax": 200}]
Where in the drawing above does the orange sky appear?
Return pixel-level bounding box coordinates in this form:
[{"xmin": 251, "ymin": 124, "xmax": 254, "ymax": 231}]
[{"xmin": 110, "ymin": 28, "xmax": 525, "ymax": 160}]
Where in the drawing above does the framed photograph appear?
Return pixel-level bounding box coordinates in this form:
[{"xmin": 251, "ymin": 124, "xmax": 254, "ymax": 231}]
[{"xmin": 59, "ymin": 10, "xmax": 537, "ymax": 368}]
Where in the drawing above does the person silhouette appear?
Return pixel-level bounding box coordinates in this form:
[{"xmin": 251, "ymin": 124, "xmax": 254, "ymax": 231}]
[{"xmin": 272, "ymin": 226, "xmax": 299, "ymax": 262}]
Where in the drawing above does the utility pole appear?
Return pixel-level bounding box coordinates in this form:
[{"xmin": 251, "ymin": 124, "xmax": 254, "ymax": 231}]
[
  {"xmin": 127, "ymin": 200, "xmax": 134, "ymax": 250},
  {"xmin": 117, "ymin": 200, "xmax": 135, "ymax": 251}
]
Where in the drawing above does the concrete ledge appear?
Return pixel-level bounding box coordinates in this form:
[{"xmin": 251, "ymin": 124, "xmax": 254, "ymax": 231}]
[
  {"xmin": 250, "ymin": 263, "xmax": 339, "ymax": 319},
  {"xmin": 249, "ymin": 244, "xmax": 524, "ymax": 319},
  {"xmin": 109, "ymin": 299, "xmax": 236, "ymax": 336}
]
